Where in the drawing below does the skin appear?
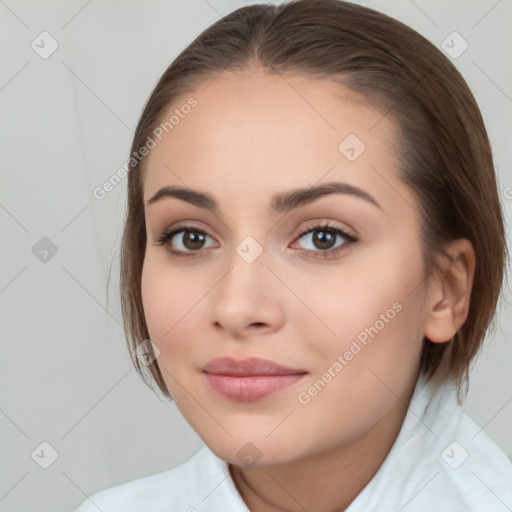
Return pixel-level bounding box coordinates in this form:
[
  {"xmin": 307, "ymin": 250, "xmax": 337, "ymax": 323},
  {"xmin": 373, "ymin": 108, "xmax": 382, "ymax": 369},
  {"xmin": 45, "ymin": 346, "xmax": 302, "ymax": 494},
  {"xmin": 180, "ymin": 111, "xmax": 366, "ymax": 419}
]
[{"xmin": 140, "ymin": 70, "xmax": 475, "ymax": 511}]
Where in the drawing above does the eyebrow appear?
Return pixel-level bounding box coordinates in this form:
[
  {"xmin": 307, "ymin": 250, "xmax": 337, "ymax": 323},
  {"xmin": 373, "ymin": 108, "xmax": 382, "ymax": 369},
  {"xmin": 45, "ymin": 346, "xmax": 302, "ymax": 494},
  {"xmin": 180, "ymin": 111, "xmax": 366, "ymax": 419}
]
[{"xmin": 146, "ymin": 181, "xmax": 382, "ymax": 213}]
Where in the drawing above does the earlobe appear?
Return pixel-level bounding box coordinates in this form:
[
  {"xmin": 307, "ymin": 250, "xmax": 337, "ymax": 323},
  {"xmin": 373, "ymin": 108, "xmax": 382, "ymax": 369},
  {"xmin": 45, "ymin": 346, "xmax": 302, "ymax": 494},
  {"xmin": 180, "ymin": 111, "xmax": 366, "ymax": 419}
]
[{"xmin": 423, "ymin": 238, "xmax": 475, "ymax": 344}]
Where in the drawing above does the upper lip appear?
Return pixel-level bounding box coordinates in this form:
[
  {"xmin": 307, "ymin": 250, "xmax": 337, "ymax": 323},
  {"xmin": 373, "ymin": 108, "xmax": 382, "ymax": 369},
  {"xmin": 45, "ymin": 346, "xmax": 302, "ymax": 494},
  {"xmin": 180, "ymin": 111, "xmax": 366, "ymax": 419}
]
[{"xmin": 201, "ymin": 357, "xmax": 307, "ymax": 377}]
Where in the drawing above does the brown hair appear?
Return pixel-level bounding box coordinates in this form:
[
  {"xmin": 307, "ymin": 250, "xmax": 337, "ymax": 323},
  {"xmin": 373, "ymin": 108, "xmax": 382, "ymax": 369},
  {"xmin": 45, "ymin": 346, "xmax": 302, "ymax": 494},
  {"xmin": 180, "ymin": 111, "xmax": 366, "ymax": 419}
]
[{"xmin": 120, "ymin": 0, "xmax": 507, "ymax": 402}]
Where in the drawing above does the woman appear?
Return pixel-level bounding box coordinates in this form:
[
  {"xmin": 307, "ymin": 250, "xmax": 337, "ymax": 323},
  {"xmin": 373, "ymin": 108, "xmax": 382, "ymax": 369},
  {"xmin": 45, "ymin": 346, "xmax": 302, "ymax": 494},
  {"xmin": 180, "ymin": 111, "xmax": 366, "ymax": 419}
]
[{"xmin": 76, "ymin": 0, "xmax": 512, "ymax": 510}]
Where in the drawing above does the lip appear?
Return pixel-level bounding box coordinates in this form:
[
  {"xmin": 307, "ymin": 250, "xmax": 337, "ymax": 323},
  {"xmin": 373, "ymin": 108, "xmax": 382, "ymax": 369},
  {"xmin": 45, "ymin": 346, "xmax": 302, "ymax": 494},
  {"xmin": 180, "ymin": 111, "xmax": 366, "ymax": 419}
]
[{"xmin": 201, "ymin": 357, "xmax": 308, "ymax": 401}]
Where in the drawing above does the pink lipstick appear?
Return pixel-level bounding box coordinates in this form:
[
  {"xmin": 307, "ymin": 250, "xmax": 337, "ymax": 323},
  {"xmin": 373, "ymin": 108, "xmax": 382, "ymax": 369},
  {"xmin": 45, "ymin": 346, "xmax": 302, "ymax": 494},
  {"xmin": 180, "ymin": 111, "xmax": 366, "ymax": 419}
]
[{"xmin": 201, "ymin": 357, "xmax": 307, "ymax": 401}]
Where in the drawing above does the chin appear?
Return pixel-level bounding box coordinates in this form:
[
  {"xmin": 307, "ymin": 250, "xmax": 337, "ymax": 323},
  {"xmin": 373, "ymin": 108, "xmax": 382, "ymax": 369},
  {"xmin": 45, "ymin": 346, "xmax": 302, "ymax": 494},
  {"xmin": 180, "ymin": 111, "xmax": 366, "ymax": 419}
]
[{"xmin": 201, "ymin": 430, "xmax": 304, "ymax": 469}]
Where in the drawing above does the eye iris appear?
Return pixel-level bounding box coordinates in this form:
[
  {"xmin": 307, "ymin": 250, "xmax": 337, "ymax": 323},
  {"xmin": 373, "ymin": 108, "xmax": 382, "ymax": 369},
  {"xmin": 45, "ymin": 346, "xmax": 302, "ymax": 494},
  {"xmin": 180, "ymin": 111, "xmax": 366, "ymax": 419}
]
[
  {"xmin": 183, "ymin": 231, "xmax": 205, "ymax": 250},
  {"xmin": 313, "ymin": 230, "xmax": 336, "ymax": 250}
]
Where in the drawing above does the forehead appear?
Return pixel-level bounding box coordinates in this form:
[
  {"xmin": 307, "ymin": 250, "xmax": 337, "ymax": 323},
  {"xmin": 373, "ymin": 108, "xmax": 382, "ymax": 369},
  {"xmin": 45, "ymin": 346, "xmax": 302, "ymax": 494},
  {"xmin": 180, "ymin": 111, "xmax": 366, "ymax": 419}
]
[{"xmin": 142, "ymin": 71, "xmax": 408, "ymax": 214}]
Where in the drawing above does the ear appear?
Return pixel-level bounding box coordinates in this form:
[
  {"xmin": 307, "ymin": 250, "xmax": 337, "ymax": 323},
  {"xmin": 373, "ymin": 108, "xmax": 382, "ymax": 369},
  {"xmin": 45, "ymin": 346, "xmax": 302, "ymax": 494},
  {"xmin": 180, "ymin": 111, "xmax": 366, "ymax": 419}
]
[{"xmin": 424, "ymin": 238, "xmax": 476, "ymax": 344}]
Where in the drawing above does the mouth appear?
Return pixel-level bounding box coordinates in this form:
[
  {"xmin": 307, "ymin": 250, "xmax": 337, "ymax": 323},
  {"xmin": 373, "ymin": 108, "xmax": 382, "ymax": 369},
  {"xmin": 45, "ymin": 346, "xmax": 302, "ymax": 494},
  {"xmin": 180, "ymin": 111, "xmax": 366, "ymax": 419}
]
[{"xmin": 201, "ymin": 356, "xmax": 308, "ymax": 401}]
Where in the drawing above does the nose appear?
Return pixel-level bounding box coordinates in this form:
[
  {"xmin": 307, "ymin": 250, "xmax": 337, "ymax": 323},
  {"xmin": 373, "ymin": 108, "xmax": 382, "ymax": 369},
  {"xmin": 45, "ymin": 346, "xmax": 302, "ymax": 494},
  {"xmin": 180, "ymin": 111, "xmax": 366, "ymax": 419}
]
[{"xmin": 206, "ymin": 245, "xmax": 286, "ymax": 340}]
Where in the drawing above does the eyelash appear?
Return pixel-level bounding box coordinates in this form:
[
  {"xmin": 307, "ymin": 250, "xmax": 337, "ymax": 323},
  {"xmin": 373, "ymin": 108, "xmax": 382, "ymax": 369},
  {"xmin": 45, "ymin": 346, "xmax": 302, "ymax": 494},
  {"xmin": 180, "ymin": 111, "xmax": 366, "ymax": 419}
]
[{"xmin": 153, "ymin": 222, "xmax": 357, "ymax": 260}]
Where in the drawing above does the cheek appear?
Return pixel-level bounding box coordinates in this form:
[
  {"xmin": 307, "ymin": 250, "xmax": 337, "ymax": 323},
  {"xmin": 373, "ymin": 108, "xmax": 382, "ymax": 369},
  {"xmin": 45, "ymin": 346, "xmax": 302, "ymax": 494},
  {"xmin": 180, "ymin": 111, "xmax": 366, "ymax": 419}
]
[
  {"xmin": 141, "ymin": 257, "xmax": 171, "ymax": 340},
  {"xmin": 299, "ymin": 243, "xmax": 427, "ymax": 393},
  {"xmin": 141, "ymin": 256, "xmax": 199, "ymax": 397},
  {"xmin": 288, "ymin": 271, "xmax": 426, "ymax": 449},
  {"xmin": 141, "ymin": 253, "xmax": 206, "ymax": 340},
  {"xmin": 298, "ymin": 243, "xmax": 425, "ymax": 348}
]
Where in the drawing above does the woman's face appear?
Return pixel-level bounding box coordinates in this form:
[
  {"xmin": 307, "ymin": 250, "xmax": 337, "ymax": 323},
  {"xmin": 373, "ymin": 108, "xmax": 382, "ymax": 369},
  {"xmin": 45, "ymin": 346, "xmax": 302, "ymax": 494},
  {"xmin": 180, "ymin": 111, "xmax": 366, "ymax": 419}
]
[{"xmin": 141, "ymin": 71, "xmax": 431, "ymax": 466}]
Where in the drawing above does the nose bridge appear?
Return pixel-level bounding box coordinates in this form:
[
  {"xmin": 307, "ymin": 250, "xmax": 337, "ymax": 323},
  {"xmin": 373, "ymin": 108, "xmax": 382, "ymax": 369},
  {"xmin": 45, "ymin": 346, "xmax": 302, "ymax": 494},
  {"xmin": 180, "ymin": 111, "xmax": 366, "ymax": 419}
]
[
  {"xmin": 207, "ymin": 232, "xmax": 284, "ymax": 334},
  {"xmin": 217, "ymin": 235, "xmax": 270, "ymax": 301}
]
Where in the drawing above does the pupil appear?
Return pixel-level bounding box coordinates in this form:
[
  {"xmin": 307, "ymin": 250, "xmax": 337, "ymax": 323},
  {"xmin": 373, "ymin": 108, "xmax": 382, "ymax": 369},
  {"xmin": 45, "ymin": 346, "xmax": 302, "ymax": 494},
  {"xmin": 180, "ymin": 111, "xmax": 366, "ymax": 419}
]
[
  {"xmin": 184, "ymin": 231, "xmax": 204, "ymax": 250},
  {"xmin": 314, "ymin": 230, "xmax": 335, "ymax": 250}
]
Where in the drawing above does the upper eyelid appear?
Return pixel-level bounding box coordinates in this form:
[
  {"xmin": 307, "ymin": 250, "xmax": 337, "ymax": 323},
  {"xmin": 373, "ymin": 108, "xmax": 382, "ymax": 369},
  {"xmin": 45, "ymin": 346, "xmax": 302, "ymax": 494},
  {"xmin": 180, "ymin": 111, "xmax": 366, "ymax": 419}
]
[
  {"xmin": 169, "ymin": 215, "xmax": 352, "ymax": 232},
  {"xmin": 296, "ymin": 220, "xmax": 355, "ymax": 237},
  {"xmin": 158, "ymin": 220, "xmax": 353, "ymax": 237}
]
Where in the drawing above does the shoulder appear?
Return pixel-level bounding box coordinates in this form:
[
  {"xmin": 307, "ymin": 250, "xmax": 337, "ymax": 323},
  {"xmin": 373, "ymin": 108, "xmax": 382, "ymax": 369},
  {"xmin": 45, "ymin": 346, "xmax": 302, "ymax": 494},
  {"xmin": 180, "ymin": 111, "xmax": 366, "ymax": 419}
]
[
  {"xmin": 399, "ymin": 377, "xmax": 512, "ymax": 510},
  {"xmin": 435, "ymin": 406, "xmax": 512, "ymax": 509},
  {"xmin": 73, "ymin": 445, "xmax": 242, "ymax": 512},
  {"xmin": 347, "ymin": 375, "xmax": 512, "ymax": 511},
  {"xmin": 412, "ymin": 376, "xmax": 512, "ymax": 510}
]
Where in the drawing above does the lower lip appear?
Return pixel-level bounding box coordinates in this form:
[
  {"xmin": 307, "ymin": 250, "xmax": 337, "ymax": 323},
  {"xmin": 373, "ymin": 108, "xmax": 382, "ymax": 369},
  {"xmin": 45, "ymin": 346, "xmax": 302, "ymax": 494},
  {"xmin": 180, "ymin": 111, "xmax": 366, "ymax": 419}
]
[{"xmin": 203, "ymin": 373, "xmax": 306, "ymax": 401}]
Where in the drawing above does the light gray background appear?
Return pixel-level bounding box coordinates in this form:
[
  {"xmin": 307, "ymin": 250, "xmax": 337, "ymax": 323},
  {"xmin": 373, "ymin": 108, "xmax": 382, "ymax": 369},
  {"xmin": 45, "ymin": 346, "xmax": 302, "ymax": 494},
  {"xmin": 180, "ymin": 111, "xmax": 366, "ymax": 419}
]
[{"xmin": 1, "ymin": 1, "xmax": 511, "ymax": 511}]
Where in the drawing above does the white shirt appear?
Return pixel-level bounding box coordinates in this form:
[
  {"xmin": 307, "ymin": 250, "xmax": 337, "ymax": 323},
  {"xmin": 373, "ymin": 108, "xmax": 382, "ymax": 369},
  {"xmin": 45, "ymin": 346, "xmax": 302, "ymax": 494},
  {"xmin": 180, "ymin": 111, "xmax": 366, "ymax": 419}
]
[{"xmin": 74, "ymin": 374, "xmax": 512, "ymax": 511}]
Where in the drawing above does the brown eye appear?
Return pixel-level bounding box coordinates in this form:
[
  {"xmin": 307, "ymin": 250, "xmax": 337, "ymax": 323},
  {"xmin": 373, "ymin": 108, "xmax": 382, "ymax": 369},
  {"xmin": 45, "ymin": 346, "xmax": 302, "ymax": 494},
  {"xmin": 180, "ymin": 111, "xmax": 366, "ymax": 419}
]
[
  {"xmin": 297, "ymin": 225, "xmax": 354, "ymax": 252},
  {"xmin": 310, "ymin": 229, "xmax": 337, "ymax": 250},
  {"xmin": 179, "ymin": 230, "xmax": 207, "ymax": 251},
  {"xmin": 154, "ymin": 227, "xmax": 217, "ymax": 256},
  {"xmin": 291, "ymin": 222, "xmax": 358, "ymax": 260}
]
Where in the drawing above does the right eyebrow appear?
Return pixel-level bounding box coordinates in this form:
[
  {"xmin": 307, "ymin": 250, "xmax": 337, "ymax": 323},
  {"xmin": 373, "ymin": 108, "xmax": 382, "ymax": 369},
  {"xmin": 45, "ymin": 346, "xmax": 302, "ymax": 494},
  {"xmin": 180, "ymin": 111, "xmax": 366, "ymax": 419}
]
[{"xmin": 147, "ymin": 186, "xmax": 216, "ymax": 209}]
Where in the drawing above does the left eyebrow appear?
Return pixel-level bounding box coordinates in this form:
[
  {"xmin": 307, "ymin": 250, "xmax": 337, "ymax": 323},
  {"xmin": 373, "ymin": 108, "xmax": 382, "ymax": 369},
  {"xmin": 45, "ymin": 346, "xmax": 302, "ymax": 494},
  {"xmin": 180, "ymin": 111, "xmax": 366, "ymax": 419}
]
[
  {"xmin": 145, "ymin": 181, "xmax": 382, "ymax": 212},
  {"xmin": 269, "ymin": 181, "xmax": 382, "ymax": 213}
]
